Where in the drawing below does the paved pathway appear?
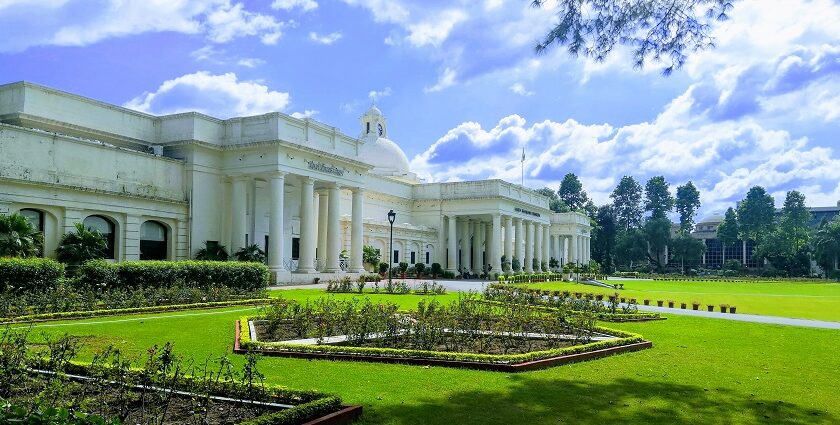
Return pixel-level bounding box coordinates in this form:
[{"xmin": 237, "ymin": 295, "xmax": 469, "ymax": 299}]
[{"xmin": 272, "ymin": 280, "xmax": 840, "ymax": 330}]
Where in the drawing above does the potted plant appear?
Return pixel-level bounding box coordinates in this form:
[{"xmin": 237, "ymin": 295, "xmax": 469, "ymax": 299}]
[
  {"xmin": 729, "ymin": 305, "xmax": 737, "ymax": 314},
  {"xmin": 692, "ymin": 301, "xmax": 700, "ymax": 310},
  {"xmin": 707, "ymin": 304, "xmax": 715, "ymax": 312},
  {"xmin": 680, "ymin": 302, "xmax": 687, "ymax": 309},
  {"xmin": 620, "ymin": 297, "xmax": 626, "ymax": 303},
  {"xmin": 657, "ymin": 300, "xmax": 664, "ymax": 307},
  {"xmin": 668, "ymin": 300, "xmax": 675, "ymax": 308},
  {"xmin": 398, "ymin": 262, "xmax": 409, "ymax": 278},
  {"xmin": 719, "ymin": 304, "xmax": 728, "ymax": 313},
  {"xmin": 643, "ymin": 299, "xmax": 650, "ymax": 306}
]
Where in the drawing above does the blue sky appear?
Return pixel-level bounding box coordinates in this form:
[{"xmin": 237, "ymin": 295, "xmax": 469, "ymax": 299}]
[{"xmin": 1, "ymin": 0, "xmax": 839, "ymax": 219}]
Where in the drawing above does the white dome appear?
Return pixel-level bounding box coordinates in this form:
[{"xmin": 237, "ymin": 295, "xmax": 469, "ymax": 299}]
[
  {"xmin": 698, "ymin": 211, "xmax": 725, "ymax": 224},
  {"xmin": 366, "ymin": 105, "xmax": 383, "ymax": 117},
  {"xmin": 360, "ymin": 136, "xmax": 411, "ymax": 174}
]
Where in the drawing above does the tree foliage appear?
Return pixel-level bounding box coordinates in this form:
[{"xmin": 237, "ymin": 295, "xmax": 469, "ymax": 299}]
[
  {"xmin": 716, "ymin": 207, "xmax": 740, "ymax": 263},
  {"xmin": 644, "ymin": 217, "xmax": 672, "ymax": 272},
  {"xmin": 0, "ymin": 213, "xmax": 43, "ymax": 258},
  {"xmin": 532, "ymin": 0, "xmax": 738, "ymax": 75},
  {"xmin": 56, "ymin": 222, "xmax": 106, "ymax": 266},
  {"xmin": 614, "ymin": 227, "xmax": 647, "ymax": 268},
  {"xmin": 536, "ymin": 187, "xmax": 570, "ymax": 212},
  {"xmin": 195, "ymin": 241, "xmax": 229, "ymax": 261},
  {"xmin": 754, "ymin": 191, "xmax": 810, "ymax": 276},
  {"xmin": 736, "ymin": 186, "xmax": 776, "ymax": 242},
  {"xmin": 592, "ymin": 205, "xmax": 617, "ymax": 273},
  {"xmin": 363, "ymin": 245, "xmax": 381, "ymax": 266},
  {"xmin": 675, "ymin": 181, "xmax": 701, "ymax": 233},
  {"xmin": 233, "ymin": 244, "xmax": 267, "ymax": 263},
  {"xmin": 610, "ymin": 175, "xmax": 644, "ymax": 231},
  {"xmin": 644, "ymin": 176, "xmax": 674, "ymax": 219},
  {"xmin": 670, "ymin": 232, "xmax": 706, "ymax": 273},
  {"xmin": 557, "ymin": 173, "xmax": 590, "ymax": 212},
  {"xmin": 813, "ymin": 215, "xmax": 840, "ymax": 275}
]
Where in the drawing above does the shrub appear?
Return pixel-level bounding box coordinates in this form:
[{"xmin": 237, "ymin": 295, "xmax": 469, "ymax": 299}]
[
  {"xmin": 56, "ymin": 223, "xmax": 106, "ymax": 266},
  {"xmin": 398, "ymin": 262, "xmax": 409, "ymax": 274},
  {"xmin": 233, "ymin": 244, "xmax": 266, "ymax": 263},
  {"xmin": 378, "ymin": 262, "xmax": 389, "ymax": 274},
  {"xmin": 430, "ymin": 263, "xmax": 442, "ymax": 277},
  {"xmin": 0, "ymin": 213, "xmax": 43, "ymax": 258},
  {"xmin": 194, "ymin": 241, "xmax": 229, "ymax": 261},
  {"xmin": 76, "ymin": 260, "xmax": 269, "ymax": 291},
  {"xmin": 415, "ymin": 262, "xmax": 426, "ymax": 276},
  {"xmin": 0, "ymin": 257, "xmax": 64, "ymax": 293}
]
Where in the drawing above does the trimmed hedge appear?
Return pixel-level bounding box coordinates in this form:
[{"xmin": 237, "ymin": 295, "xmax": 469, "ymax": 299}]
[
  {"xmin": 0, "ymin": 257, "xmax": 64, "ymax": 292},
  {"xmin": 238, "ymin": 397, "xmax": 343, "ymax": 425},
  {"xmin": 77, "ymin": 260, "xmax": 269, "ymax": 291},
  {"xmin": 239, "ymin": 317, "xmax": 644, "ymax": 365},
  {"xmin": 1, "ymin": 298, "xmax": 272, "ymax": 324}
]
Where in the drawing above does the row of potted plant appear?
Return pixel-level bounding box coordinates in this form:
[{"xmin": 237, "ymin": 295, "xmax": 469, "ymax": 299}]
[{"xmin": 644, "ymin": 299, "xmax": 737, "ymax": 313}]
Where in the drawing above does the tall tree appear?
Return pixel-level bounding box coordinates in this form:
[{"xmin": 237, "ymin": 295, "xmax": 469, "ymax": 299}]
[
  {"xmin": 644, "ymin": 176, "xmax": 675, "ymax": 219},
  {"xmin": 644, "ymin": 217, "xmax": 673, "ymax": 272},
  {"xmin": 535, "ymin": 187, "xmax": 569, "ymax": 213},
  {"xmin": 557, "ymin": 173, "xmax": 590, "ymax": 211},
  {"xmin": 716, "ymin": 207, "xmax": 740, "ymax": 264},
  {"xmin": 532, "ymin": 0, "xmax": 737, "ymax": 75},
  {"xmin": 754, "ymin": 191, "xmax": 811, "ymax": 276},
  {"xmin": 736, "ymin": 186, "xmax": 776, "ymax": 243},
  {"xmin": 614, "ymin": 227, "xmax": 648, "ymax": 269},
  {"xmin": 675, "ymin": 181, "xmax": 701, "ymax": 233},
  {"xmin": 813, "ymin": 215, "xmax": 840, "ymax": 276},
  {"xmin": 670, "ymin": 232, "xmax": 706, "ymax": 274},
  {"xmin": 592, "ymin": 205, "xmax": 617, "ymax": 273},
  {"xmin": 610, "ymin": 176, "xmax": 644, "ymax": 231}
]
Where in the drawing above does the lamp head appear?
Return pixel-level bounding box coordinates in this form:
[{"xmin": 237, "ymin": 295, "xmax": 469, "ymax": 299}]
[{"xmin": 387, "ymin": 209, "xmax": 396, "ymax": 224}]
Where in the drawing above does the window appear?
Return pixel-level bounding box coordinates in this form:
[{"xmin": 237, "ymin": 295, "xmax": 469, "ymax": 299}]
[
  {"xmin": 140, "ymin": 221, "xmax": 167, "ymax": 260},
  {"xmin": 393, "ymin": 250, "xmax": 399, "ymax": 263},
  {"xmin": 292, "ymin": 237, "xmax": 300, "ymax": 260},
  {"xmin": 366, "ymin": 122, "xmax": 370, "ymax": 134},
  {"xmin": 425, "ymin": 251, "xmax": 430, "ymax": 264},
  {"xmin": 20, "ymin": 209, "xmax": 43, "ymax": 232},
  {"xmin": 410, "ymin": 251, "xmax": 416, "ymax": 264},
  {"xmin": 84, "ymin": 215, "xmax": 115, "ymax": 259},
  {"xmin": 264, "ymin": 235, "xmax": 269, "ymax": 257}
]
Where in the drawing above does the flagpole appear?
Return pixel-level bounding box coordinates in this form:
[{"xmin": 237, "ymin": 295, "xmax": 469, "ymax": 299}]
[{"xmin": 521, "ymin": 147, "xmax": 525, "ymax": 187}]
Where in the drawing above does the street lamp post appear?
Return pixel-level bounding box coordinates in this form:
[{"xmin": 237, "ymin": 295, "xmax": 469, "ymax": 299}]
[{"xmin": 387, "ymin": 210, "xmax": 396, "ymax": 287}]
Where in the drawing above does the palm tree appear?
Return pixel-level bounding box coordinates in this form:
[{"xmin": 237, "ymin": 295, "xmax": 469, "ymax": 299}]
[
  {"xmin": 56, "ymin": 222, "xmax": 106, "ymax": 266},
  {"xmin": 0, "ymin": 213, "xmax": 44, "ymax": 258},
  {"xmin": 195, "ymin": 241, "xmax": 229, "ymax": 261},
  {"xmin": 233, "ymin": 244, "xmax": 266, "ymax": 263}
]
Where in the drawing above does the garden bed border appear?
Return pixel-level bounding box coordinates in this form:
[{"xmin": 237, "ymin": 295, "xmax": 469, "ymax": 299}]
[{"xmin": 233, "ymin": 320, "xmax": 651, "ymax": 373}]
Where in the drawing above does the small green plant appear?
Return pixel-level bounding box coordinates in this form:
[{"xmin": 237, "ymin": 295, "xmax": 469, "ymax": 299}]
[
  {"xmin": 194, "ymin": 241, "xmax": 229, "ymax": 261},
  {"xmin": 233, "ymin": 244, "xmax": 266, "ymax": 263},
  {"xmin": 56, "ymin": 223, "xmax": 106, "ymax": 266},
  {"xmin": 0, "ymin": 212, "xmax": 44, "ymax": 258}
]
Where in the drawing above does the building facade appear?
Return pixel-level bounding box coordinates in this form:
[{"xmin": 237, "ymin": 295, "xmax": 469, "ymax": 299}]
[{"xmin": 0, "ymin": 82, "xmax": 591, "ymax": 283}]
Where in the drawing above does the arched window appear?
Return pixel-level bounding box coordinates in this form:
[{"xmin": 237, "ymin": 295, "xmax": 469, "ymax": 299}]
[
  {"xmin": 19, "ymin": 209, "xmax": 44, "ymax": 232},
  {"xmin": 140, "ymin": 221, "xmax": 167, "ymax": 260},
  {"xmin": 84, "ymin": 215, "xmax": 115, "ymax": 259}
]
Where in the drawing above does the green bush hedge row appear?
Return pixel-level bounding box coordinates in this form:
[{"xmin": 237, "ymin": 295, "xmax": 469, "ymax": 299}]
[
  {"xmin": 0, "ymin": 257, "xmax": 64, "ymax": 292},
  {"xmin": 78, "ymin": 260, "xmax": 269, "ymax": 291},
  {"xmin": 2, "ymin": 298, "xmax": 272, "ymax": 324},
  {"xmin": 238, "ymin": 397, "xmax": 343, "ymax": 425},
  {"xmin": 239, "ymin": 317, "xmax": 643, "ymax": 365}
]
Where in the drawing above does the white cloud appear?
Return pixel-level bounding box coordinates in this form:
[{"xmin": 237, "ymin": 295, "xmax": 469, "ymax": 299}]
[
  {"xmin": 291, "ymin": 110, "xmax": 318, "ymax": 119},
  {"xmin": 190, "ymin": 45, "xmax": 222, "ymax": 62},
  {"xmin": 368, "ymin": 87, "xmax": 392, "ymax": 102},
  {"xmin": 237, "ymin": 57, "xmax": 266, "ymax": 68},
  {"xmin": 424, "ymin": 67, "xmax": 457, "ymax": 93},
  {"xmin": 340, "ymin": 0, "xmax": 410, "ymax": 24},
  {"xmin": 309, "ymin": 31, "xmax": 342, "ymax": 45},
  {"xmin": 124, "ymin": 71, "xmax": 291, "ymax": 119},
  {"xmin": 0, "ymin": 0, "xmax": 290, "ymax": 52},
  {"xmin": 271, "ymin": 0, "xmax": 317, "ymax": 12},
  {"xmin": 508, "ymin": 82, "xmax": 533, "ymax": 96},
  {"xmin": 405, "ymin": 9, "xmax": 466, "ymax": 47}
]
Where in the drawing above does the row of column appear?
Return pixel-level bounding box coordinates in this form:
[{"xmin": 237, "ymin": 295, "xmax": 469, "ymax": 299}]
[
  {"xmin": 500, "ymin": 216, "xmax": 552, "ymax": 273},
  {"xmin": 548, "ymin": 233, "xmax": 590, "ymax": 265},
  {"xmin": 442, "ymin": 215, "xmax": 502, "ymax": 274},
  {"xmin": 229, "ymin": 174, "xmax": 365, "ymax": 280}
]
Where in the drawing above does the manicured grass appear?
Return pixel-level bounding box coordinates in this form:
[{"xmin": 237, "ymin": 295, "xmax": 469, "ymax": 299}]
[
  {"xmin": 515, "ymin": 280, "xmax": 840, "ymax": 322},
  {"xmin": 18, "ymin": 290, "xmax": 840, "ymax": 424}
]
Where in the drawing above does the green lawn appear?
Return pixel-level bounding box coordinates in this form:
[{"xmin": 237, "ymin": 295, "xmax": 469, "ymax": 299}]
[
  {"xmin": 515, "ymin": 280, "xmax": 840, "ymax": 322},
  {"xmin": 18, "ymin": 289, "xmax": 840, "ymax": 424}
]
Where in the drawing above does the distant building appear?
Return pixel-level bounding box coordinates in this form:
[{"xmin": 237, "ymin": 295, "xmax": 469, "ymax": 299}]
[{"xmin": 690, "ymin": 203, "xmax": 840, "ymax": 268}]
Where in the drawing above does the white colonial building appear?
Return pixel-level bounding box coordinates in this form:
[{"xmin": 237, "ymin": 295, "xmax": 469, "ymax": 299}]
[{"xmin": 0, "ymin": 82, "xmax": 591, "ymax": 283}]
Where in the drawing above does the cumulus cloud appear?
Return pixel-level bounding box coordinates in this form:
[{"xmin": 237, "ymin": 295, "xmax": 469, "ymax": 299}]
[
  {"xmin": 124, "ymin": 72, "xmax": 291, "ymax": 119},
  {"xmin": 0, "ymin": 0, "xmax": 290, "ymax": 52},
  {"xmin": 368, "ymin": 87, "xmax": 392, "ymax": 102},
  {"xmin": 508, "ymin": 83, "xmax": 533, "ymax": 96},
  {"xmin": 271, "ymin": 0, "xmax": 317, "ymax": 12},
  {"xmin": 309, "ymin": 31, "xmax": 342, "ymax": 45},
  {"xmin": 424, "ymin": 67, "xmax": 457, "ymax": 93},
  {"xmin": 291, "ymin": 110, "xmax": 318, "ymax": 119},
  {"xmin": 405, "ymin": 9, "xmax": 466, "ymax": 47}
]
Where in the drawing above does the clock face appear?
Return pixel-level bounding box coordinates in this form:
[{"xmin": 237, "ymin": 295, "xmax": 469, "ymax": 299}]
[{"xmin": 377, "ymin": 123, "xmax": 384, "ymax": 136}]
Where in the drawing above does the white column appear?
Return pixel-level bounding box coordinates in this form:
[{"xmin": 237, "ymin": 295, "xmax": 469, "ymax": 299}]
[
  {"xmin": 297, "ymin": 177, "xmax": 316, "ymax": 273},
  {"xmin": 478, "ymin": 221, "xmax": 487, "ymax": 272},
  {"xmin": 491, "ymin": 213, "xmax": 502, "ymax": 274},
  {"xmin": 350, "ymin": 188, "xmax": 364, "ymax": 273},
  {"xmin": 534, "ymin": 224, "xmax": 543, "ymax": 272},
  {"xmin": 570, "ymin": 235, "xmax": 578, "ymax": 264},
  {"xmin": 742, "ymin": 240, "xmax": 747, "ymax": 265},
  {"xmin": 553, "ymin": 235, "xmax": 561, "ymax": 267},
  {"xmin": 316, "ymin": 191, "xmax": 328, "ymax": 267},
  {"xmin": 543, "ymin": 226, "xmax": 551, "ymax": 268},
  {"xmin": 514, "ymin": 218, "xmax": 524, "ymax": 272},
  {"xmin": 437, "ymin": 215, "xmax": 446, "ymax": 265},
  {"xmin": 325, "ymin": 184, "xmax": 342, "ymax": 273},
  {"xmin": 231, "ymin": 176, "xmax": 248, "ymax": 253},
  {"xmin": 447, "ymin": 216, "xmax": 457, "ymax": 273},
  {"xmin": 472, "ymin": 221, "xmax": 481, "ymax": 273},
  {"xmin": 268, "ymin": 173, "xmax": 286, "ymax": 278},
  {"xmin": 524, "ymin": 221, "xmax": 534, "ymax": 273},
  {"xmin": 504, "ymin": 216, "xmax": 513, "ymax": 270}
]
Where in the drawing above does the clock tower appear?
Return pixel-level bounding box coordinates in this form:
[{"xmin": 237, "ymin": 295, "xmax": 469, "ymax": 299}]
[{"xmin": 359, "ymin": 104, "xmax": 387, "ymax": 142}]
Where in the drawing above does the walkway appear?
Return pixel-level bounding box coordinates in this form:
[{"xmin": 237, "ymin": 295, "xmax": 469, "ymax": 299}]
[{"xmin": 272, "ymin": 280, "xmax": 840, "ymax": 330}]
